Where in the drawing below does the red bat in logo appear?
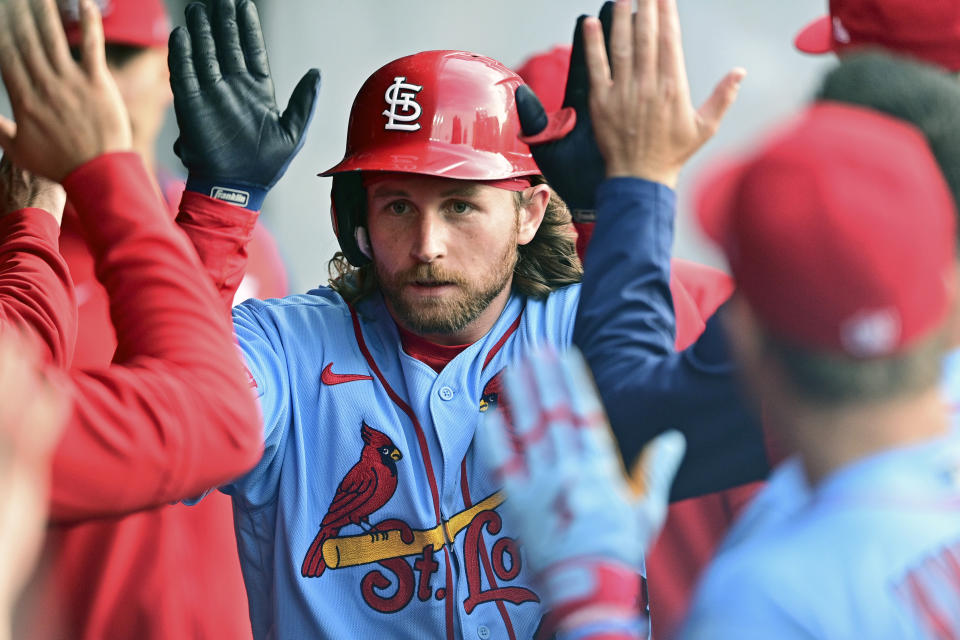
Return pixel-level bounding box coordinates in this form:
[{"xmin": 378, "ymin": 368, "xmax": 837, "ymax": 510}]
[{"xmin": 301, "ymin": 423, "xmax": 403, "ymax": 577}]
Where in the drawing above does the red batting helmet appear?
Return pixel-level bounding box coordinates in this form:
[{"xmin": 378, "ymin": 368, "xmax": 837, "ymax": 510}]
[{"xmin": 321, "ymin": 50, "xmax": 540, "ymax": 266}]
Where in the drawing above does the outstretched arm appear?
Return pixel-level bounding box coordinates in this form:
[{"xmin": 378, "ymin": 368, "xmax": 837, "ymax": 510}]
[
  {"xmin": 0, "ymin": 0, "xmax": 263, "ymax": 520},
  {"xmin": 518, "ymin": 0, "xmax": 766, "ymax": 499},
  {"xmin": 170, "ymin": 0, "xmax": 320, "ymax": 311}
]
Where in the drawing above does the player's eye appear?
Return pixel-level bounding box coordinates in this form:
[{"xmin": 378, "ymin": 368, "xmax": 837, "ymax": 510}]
[
  {"xmin": 389, "ymin": 201, "xmax": 410, "ymax": 215},
  {"xmin": 447, "ymin": 200, "xmax": 473, "ymax": 215}
]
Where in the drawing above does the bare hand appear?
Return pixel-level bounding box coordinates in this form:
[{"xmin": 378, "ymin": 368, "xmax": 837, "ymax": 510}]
[
  {"xmin": 0, "ymin": 0, "xmax": 132, "ymax": 183},
  {"xmin": 0, "ymin": 330, "xmax": 69, "ymax": 623},
  {"xmin": 0, "ymin": 156, "xmax": 67, "ymax": 225},
  {"xmin": 585, "ymin": 0, "xmax": 745, "ymax": 187}
]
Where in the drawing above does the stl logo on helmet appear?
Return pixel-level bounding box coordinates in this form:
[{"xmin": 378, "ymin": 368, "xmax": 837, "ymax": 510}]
[{"xmin": 383, "ymin": 77, "xmax": 424, "ymax": 131}]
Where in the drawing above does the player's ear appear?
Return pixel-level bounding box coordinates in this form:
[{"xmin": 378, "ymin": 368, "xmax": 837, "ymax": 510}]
[{"xmin": 516, "ymin": 184, "xmax": 550, "ymax": 246}]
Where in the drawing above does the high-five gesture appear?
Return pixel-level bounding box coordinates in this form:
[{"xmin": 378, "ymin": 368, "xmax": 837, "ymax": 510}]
[
  {"xmin": 585, "ymin": 0, "xmax": 744, "ymax": 186},
  {"xmin": 0, "ymin": 0, "xmax": 131, "ymax": 182},
  {"xmin": 169, "ymin": 0, "xmax": 321, "ymax": 208}
]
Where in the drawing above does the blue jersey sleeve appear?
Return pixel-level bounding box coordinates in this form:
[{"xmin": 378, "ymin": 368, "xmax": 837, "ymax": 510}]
[
  {"xmin": 221, "ymin": 299, "xmax": 294, "ymax": 509},
  {"xmin": 575, "ymin": 178, "xmax": 769, "ymax": 501}
]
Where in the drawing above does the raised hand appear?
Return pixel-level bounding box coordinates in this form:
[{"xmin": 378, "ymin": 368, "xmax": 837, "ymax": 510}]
[
  {"xmin": 584, "ymin": 0, "xmax": 744, "ymax": 186},
  {"xmin": 515, "ymin": 2, "xmax": 615, "ymax": 214},
  {"xmin": 169, "ymin": 0, "xmax": 321, "ymax": 208},
  {"xmin": 0, "ymin": 155, "xmax": 67, "ymax": 225},
  {"xmin": 477, "ymin": 346, "xmax": 685, "ymax": 637},
  {"xmin": 0, "ymin": 0, "xmax": 131, "ymax": 183}
]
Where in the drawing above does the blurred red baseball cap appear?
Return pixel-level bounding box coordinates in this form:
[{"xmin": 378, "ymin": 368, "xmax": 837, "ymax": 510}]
[
  {"xmin": 696, "ymin": 102, "xmax": 957, "ymax": 358},
  {"xmin": 514, "ymin": 45, "xmax": 572, "ymax": 113},
  {"xmin": 795, "ymin": 0, "xmax": 960, "ymax": 71},
  {"xmin": 61, "ymin": 0, "xmax": 171, "ymax": 48}
]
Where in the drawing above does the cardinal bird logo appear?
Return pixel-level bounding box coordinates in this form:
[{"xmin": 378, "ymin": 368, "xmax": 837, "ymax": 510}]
[{"xmin": 301, "ymin": 423, "xmax": 403, "ymax": 578}]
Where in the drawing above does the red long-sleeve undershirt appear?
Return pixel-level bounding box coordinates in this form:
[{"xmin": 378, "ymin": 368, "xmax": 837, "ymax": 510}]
[{"xmin": 20, "ymin": 152, "xmax": 265, "ymax": 521}]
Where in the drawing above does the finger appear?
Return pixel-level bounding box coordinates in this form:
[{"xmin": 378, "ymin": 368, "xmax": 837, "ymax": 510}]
[
  {"xmin": 477, "ymin": 407, "xmax": 521, "ymax": 483},
  {"xmin": 629, "ymin": 430, "xmax": 686, "ymax": 500},
  {"xmin": 563, "ymin": 15, "xmax": 589, "ymax": 111},
  {"xmin": 236, "ymin": 0, "xmax": 269, "ymax": 78},
  {"xmin": 18, "ymin": 372, "xmax": 69, "ymax": 460},
  {"xmin": 0, "ymin": 331, "xmax": 42, "ymax": 443},
  {"xmin": 9, "ymin": 0, "xmax": 55, "ymax": 88},
  {"xmin": 634, "ymin": 0, "xmax": 658, "ymax": 83},
  {"xmin": 280, "ymin": 68, "xmax": 322, "ymax": 146},
  {"xmin": 515, "ymin": 85, "xmax": 549, "ymax": 137},
  {"xmin": 186, "ymin": 2, "xmax": 221, "ymax": 86},
  {"xmin": 598, "ymin": 0, "xmax": 616, "ymax": 59},
  {"xmin": 168, "ymin": 26, "xmax": 201, "ymax": 97},
  {"xmin": 0, "ymin": 117, "xmax": 17, "ymax": 153},
  {"xmin": 30, "ymin": 0, "xmax": 72, "ymax": 73},
  {"xmin": 0, "ymin": 7, "xmax": 32, "ymax": 117},
  {"xmin": 212, "ymin": 0, "xmax": 246, "ymax": 75},
  {"xmin": 583, "ymin": 17, "xmax": 612, "ymax": 95},
  {"xmin": 78, "ymin": 0, "xmax": 108, "ymax": 77},
  {"xmin": 695, "ymin": 68, "xmax": 746, "ymax": 142},
  {"xmin": 608, "ymin": 0, "xmax": 633, "ymax": 83},
  {"xmin": 657, "ymin": 0, "xmax": 689, "ymax": 98}
]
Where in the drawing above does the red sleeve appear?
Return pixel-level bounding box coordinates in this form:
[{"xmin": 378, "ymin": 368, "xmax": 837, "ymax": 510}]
[
  {"xmin": 48, "ymin": 153, "xmax": 263, "ymax": 521},
  {"xmin": 175, "ymin": 190, "xmax": 258, "ymax": 312},
  {"xmin": 0, "ymin": 208, "xmax": 76, "ymax": 366}
]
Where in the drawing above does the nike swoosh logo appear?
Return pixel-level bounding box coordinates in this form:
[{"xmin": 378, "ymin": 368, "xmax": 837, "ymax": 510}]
[{"xmin": 321, "ymin": 363, "xmax": 373, "ymax": 385}]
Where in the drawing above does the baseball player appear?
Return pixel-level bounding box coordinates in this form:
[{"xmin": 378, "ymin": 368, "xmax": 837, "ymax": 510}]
[
  {"xmin": 683, "ymin": 98, "xmax": 960, "ymax": 639},
  {"xmin": 0, "ymin": 1, "xmax": 264, "ymax": 636},
  {"xmin": 160, "ymin": 0, "xmax": 751, "ymax": 636},
  {"xmin": 515, "ymin": 30, "xmax": 765, "ymax": 640},
  {"xmin": 483, "ymin": 89, "xmax": 960, "ymax": 640},
  {"xmin": 31, "ymin": 1, "xmax": 288, "ymax": 637}
]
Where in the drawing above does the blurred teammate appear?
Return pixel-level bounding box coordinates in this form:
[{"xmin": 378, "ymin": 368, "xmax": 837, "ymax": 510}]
[
  {"xmin": 795, "ymin": 0, "xmax": 960, "ymax": 71},
  {"xmin": 0, "ymin": 1, "xmax": 263, "ymax": 637},
  {"xmin": 483, "ymin": 49, "xmax": 960, "ymax": 640},
  {"xmin": 24, "ymin": 1, "xmax": 289, "ymax": 638},
  {"xmin": 515, "ymin": 35, "xmax": 763, "ymax": 639},
  {"xmin": 683, "ymin": 99, "xmax": 960, "ymax": 638},
  {"xmin": 160, "ymin": 0, "xmax": 750, "ymax": 636}
]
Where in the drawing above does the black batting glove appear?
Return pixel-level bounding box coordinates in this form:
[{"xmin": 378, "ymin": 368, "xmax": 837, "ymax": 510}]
[
  {"xmin": 168, "ymin": 0, "xmax": 321, "ymax": 210},
  {"xmin": 516, "ymin": 1, "xmax": 614, "ymax": 217}
]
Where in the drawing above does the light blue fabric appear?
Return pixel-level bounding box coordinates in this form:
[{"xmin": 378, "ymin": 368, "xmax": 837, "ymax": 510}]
[
  {"xmin": 683, "ymin": 433, "xmax": 960, "ymax": 639},
  {"xmin": 225, "ymin": 286, "xmax": 579, "ymax": 639}
]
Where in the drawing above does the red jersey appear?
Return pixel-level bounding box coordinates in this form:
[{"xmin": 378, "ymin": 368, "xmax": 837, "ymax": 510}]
[{"xmin": 27, "ymin": 164, "xmax": 282, "ymax": 639}]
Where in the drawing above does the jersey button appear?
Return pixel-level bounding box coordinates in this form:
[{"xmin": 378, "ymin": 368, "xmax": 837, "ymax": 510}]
[
  {"xmin": 477, "ymin": 625, "xmax": 490, "ymax": 639},
  {"xmin": 438, "ymin": 386, "xmax": 455, "ymax": 401}
]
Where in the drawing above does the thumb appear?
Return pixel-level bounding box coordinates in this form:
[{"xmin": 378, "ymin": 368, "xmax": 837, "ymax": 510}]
[
  {"xmin": 695, "ymin": 67, "xmax": 746, "ymax": 144},
  {"xmin": 629, "ymin": 429, "xmax": 686, "ymax": 549},
  {"xmin": 629, "ymin": 430, "xmax": 686, "ymax": 504},
  {"xmin": 515, "ymin": 84, "xmax": 549, "ymax": 137},
  {"xmin": 280, "ymin": 68, "xmax": 322, "ymax": 145}
]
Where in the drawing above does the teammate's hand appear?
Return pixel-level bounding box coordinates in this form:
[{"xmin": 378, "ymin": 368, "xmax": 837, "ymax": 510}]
[
  {"xmin": 0, "ymin": 156, "xmax": 67, "ymax": 225},
  {"xmin": 515, "ymin": 2, "xmax": 614, "ymax": 214},
  {"xmin": 169, "ymin": 0, "xmax": 321, "ymax": 206},
  {"xmin": 0, "ymin": 0, "xmax": 132, "ymax": 183},
  {"xmin": 585, "ymin": 0, "xmax": 744, "ymax": 187},
  {"xmin": 477, "ymin": 346, "xmax": 685, "ymax": 637},
  {"xmin": 0, "ymin": 330, "xmax": 69, "ymax": 624}
]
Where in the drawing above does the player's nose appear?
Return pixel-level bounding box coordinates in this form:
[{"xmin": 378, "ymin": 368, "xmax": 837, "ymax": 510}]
[{"xmin": 409, "ymin": 213, "xmax": 447, "ymax": 263}]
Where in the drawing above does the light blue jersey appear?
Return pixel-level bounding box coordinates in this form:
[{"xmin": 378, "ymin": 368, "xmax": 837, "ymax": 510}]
[
  {"xmin": 223, "ymin": 285, "xmax": 579, "ymax": 639},
  {"xmin": 942, "ymin": 348, "xmax": 960, "ymax": 431},
  {"xmin": 682, "ymin": 433, "xmax": 960, "ymax": 639}
]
